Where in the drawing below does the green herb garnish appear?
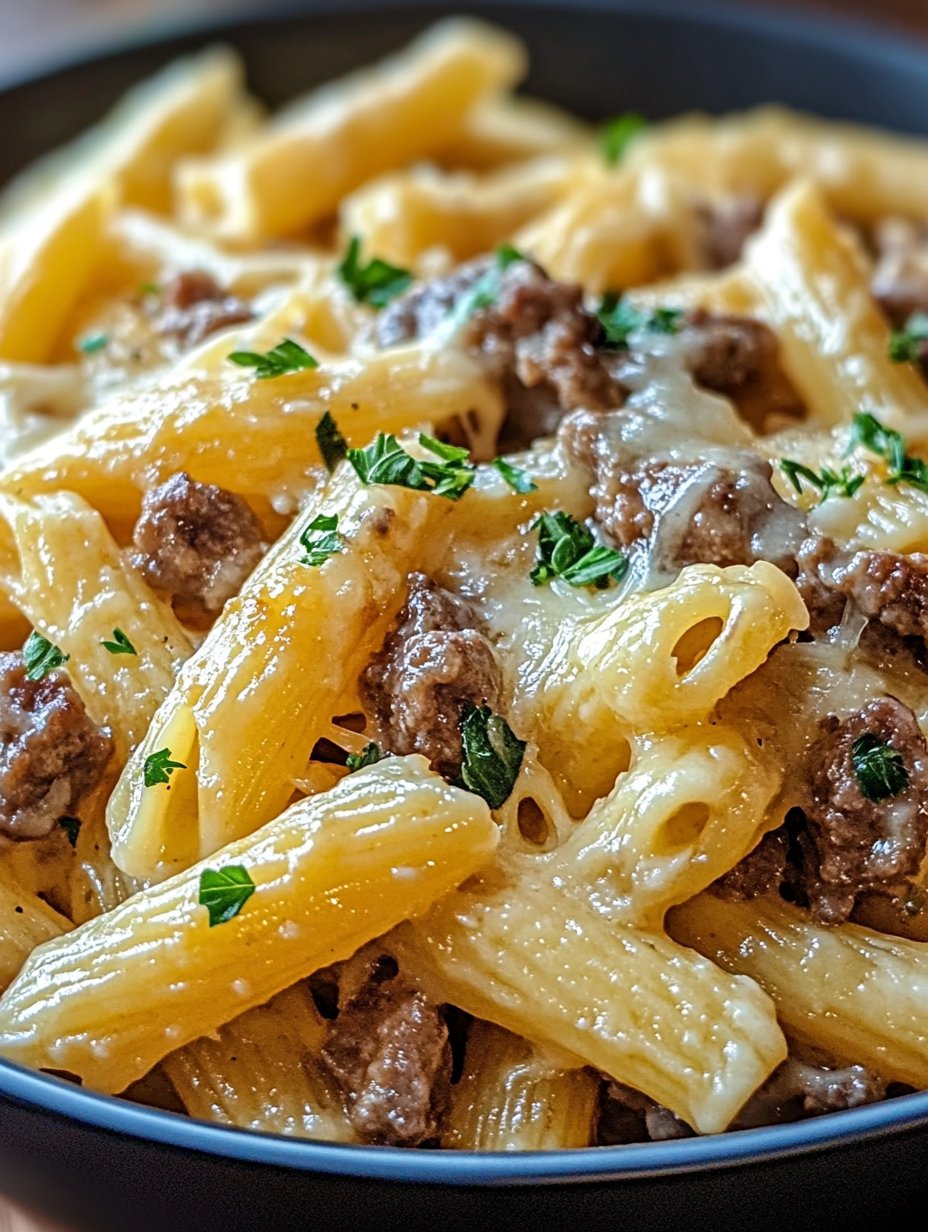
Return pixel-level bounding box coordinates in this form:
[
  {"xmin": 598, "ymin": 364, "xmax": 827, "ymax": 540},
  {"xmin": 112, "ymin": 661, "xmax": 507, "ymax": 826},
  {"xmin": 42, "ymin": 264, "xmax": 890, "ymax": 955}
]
[
  {"xmin": 849, "ymin": 411, "xmax": 928, "ymax": 493},
  {"xmin": 454, "ymin": 244, "xmax": 528, "ymax": 320},
  {"xmin": 459, "ymin": 705, "xmax": 526, "ymax": 810},
  {"xmin": 779, "ymin": 459, "xmax": 864, "ymax": 503},
  {"xmin": 345, "ymin": 742, "xmax": 384, "ymax": 772},
  {"xmin": 888, "ymin": 311, "xmax": 928, "ymax": 363},
  {"xmin": 599, "ymin": 112, "xmax": 647, "ymax": 165},
  {"xmin": 143, "ymin": 748, "xmax": 187, "ymax": 788},
  {"xmin": 347, "ymin": 432, "xmax": 476, "ymax": 501},
  {"xmin": 59, "ymin": 817, "xmax": 81, "ymax": 848},
  {"xmin": 851, "ymin": 733, "xmax": 909, "ymax": 802},
  {"xmin": 530, "ymin": 511, "xmax": 628, "ymax": 589},
  {"xmin": 337, "ymin": 235, "xmax": 413, "ymax": 308},
  {"xmin": 299, "ymin": 513, "xmax": 343, "ymax": 567},
  {"xmin": 101, "ymin": 628, "xmax": 138, "ymax": 657},
  {"xmin": 492, "ymin": 457, "xmax": 537, "ymax": 493},
  {"xmin": 228, "ymin": 338, "xmax": 318, "ymax": 379},
  {"xmin": 77, "ymin": 332, "xmax": 108, "ymax": 355},
  {"xmin": 596, "ymin": 293, "xmax": 683, "ymax": 349},
  {"xmin": 22, "ymin": 632, "xmax": 69, "ymax": 681},
  {"xmin": 198, "ymin": 866, "xmax": 256, "ymax": 927},
  {"xmin": 315, "ymin": 411, "xmax": 348, "ymax": 473}
]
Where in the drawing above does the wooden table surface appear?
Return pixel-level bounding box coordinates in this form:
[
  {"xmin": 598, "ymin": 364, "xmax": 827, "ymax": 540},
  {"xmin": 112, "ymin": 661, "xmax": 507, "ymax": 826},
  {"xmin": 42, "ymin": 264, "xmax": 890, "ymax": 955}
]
[{"xmin": 0, "ymin": 0, "xmax": 925, "ymax": 1227}]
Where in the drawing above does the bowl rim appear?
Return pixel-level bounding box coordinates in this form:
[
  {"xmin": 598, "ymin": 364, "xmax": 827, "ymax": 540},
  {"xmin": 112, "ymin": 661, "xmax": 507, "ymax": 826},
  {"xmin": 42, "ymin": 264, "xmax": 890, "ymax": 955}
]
[{"xmin": 3, "ymin": 0, "xmax": 928, "ymax": 1185}]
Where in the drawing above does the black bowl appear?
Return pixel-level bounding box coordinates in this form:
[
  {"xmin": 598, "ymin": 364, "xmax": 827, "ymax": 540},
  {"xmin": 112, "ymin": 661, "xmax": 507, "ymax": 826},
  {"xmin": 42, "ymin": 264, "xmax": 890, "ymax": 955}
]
[{"xmin": 2, "ymin": 3, "xmax": 928, "ymax": 1229}]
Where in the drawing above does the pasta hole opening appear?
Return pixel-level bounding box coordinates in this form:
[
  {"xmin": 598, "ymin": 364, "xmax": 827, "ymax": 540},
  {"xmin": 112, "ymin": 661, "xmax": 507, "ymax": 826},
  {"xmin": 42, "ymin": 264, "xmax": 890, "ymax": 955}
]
[
  {"xmin": 517, "ymin": 797, "xmax": 550, "ymax": 847},
  {"xmin": 656, "ymin": 802, "xmax": 711, "ymax": 854},
  {"xmin": 672, "ymin": 616, "xmax": 724, "ymax": 676}
]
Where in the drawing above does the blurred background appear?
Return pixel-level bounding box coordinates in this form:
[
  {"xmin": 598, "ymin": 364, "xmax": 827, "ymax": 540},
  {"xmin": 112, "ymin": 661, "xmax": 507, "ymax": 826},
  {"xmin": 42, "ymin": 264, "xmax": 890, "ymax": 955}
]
[{"xmin": 0, "ymin": 0, "xmax": 925, "ymax": 82}]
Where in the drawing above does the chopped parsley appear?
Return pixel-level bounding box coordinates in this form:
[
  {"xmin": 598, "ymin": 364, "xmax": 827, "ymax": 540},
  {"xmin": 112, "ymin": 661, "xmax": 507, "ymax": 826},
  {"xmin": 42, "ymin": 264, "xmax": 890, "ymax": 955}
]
[
  {"xmin": 848, "ymin": 411, "xmax": 928, "ymax": 493},
  {"xmin": 139, "ymin": 281, "xmax": 161, "ymax": 297},
  {"xmin": 492, "ymin": 457, "xmax": 537, "ymax": 493},
  {"xmin": 345, "ymin": 742, "xmax": 384, "ymax": 772},
  {"xmin": 299, "ymin": 513, "xmax": 343, "ymax": 567},
  {"xmin": 454, "ymin": 244, "xmax": 527, "ymax": 320},
  {"xmin": 59, "ymin": 817, "xmax": 81, "ymax": 848},
  {"xmin": 459, "ymin": 705, "xmax": 526, "ymax": 810},
  {"xmin": 596, "ymin": 293, "xmax": 683, "ymax": 349},
  {"xmin": 337, "ymin": 235, "xmax": 413, "ymax": 308},
  {"xmin": 228, "ymin": 338, "xmax": 318, "ymax": 379},
  {"xmin": 530, "ymin": 511, "xmax": 628, "ymax": 589},
  {"xmin": 101, "ymin": 627, "xmax": 138, "ymax": 657},
  {"xmin": 315, "ymin": 411, "xmax": 348, "ymax": 473},
  {"xmin": 888, "ymin": 311, "xmax": 928, "ymax": 363},
  {"xmin": 143, "ymin": 748, "xmax": 186, "ymax": 788},
  {"xmin": 851, "ymin": 733, "xmax": 909, "ymax": 802},
  {"xmin": 22, "ymin": 632, "xmax": 69, "ymax": 681},
  {"xmin": 778, "ymin": 459, "xmax": 864, "ymax": 503},
  {"xmin": 198, "ymin": 866, "xmax": 256, "ymax": 927},
  {"xmin": 347, "ymin": 432, "xmax": 476, "ymax": 501},
  {"xmin": 599, "ymin": 112, "xmax": 647, "ymax": 165},
  {"xmin": 77, "ymin": 332, "xmax": 108, "ymax": 355}
]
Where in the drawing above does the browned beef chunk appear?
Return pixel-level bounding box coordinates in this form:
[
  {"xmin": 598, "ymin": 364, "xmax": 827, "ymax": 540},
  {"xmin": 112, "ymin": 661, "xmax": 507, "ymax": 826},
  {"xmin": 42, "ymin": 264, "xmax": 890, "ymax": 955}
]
[
  {"xmin": 0, "ymin": 652, "xmax": 113, "ymax": 839},
  {"xmin": 321, "ymin": 955, "xmax": 451, "ymax": 1146},
  {"xmin": 132, "ymin": 473, "xmax": 266, "ymax": 613},
  {"xmin": 154, "ymin": 271, "xmax": 254, "ymax": 349},
  {"xmin": 734, "ymin": 1055, "xmax": 887, "ymax": 1129},
  {"xmin": 679, "ymin": 309, "xmax": 805, "ymax": 431},
  {"xmin": 377, "ymin": 256, "xmax": 622, "ymax": 447},
  {"xmin": 560, "ymin": 410, "xmax": 806, "ymax": 573},
  {"xmin": 799, "ymin": 698, "xmax": 928, "ymax": 924},
  {"xmin": 798, "ymin": 536, "xmax": 928, "ymax": 642},
  {"xmin": 693, "ymin": 196, "xmax": 765, "ymax": 271},
  {"xmin": 360, "ymin": 573, "xmax": 502, "ymax": 779},
  {"xmin": 598, "ymin": 1081, "xmax": 693, "ymax": 1145},
  {"xmin": 714, "ymin": 828, "xmax": 789, "ymax": 902}
]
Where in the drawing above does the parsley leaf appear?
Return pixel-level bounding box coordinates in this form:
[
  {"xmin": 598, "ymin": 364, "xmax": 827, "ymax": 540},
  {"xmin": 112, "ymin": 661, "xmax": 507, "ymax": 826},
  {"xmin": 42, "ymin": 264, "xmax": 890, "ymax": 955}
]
[
  {"xmin": 596, "ymin": 293, "xmax": 683, "ymax": 349},
  {"xmin": 888, "ymin": 311, "xmax": 928, "ymax": 363},
  {"xmin": 143, "ymin": 748, "xmax": 186, "ymax": 788},
  {"xmin": 347, "ymin": 433, "xmax": 476, "ymax": 501},
  {"xmin": 492, "ymin": 457, "xmax": 537, "ymax": 493},
  {"xmin": 779, "ymin": 459, "xmax": 864, "ymax": 503},
  {"xmin": 101, "ymin": 627, "xmax": 137, "ymax": 657},
  {"xmin": 599, "ymin": 112, "xmax": 647, "ymax": 165},
  {"xmin": 345, "ymin": 742, "xmax": 384, "ymax": 772},
  {"xmin": 300, "ymin": 513, "xmax": 343, "ymax": 567},
  {"xmin": 315, "ymin": 411, "xmax": 348, "ymax": 473},
  {"xmin": 530, "ymin": 512, "xmax": 628, "ymax": 589},
  {"xmin": 59, "ymin": 817, "xmax": 81, "ymax": 848},
  {"xmin": 459, "ymin": 706, "xmax": 526, "ymax": 810},
  {"xmin": 22, "ymin": 632, "xmax": 69, "ymax": 681},
  {"xmin": 198, "ymin": 866, "xmax": 256, "ymax": 927},
  {"xmin": 851, "ymin": 733, "xmax": 909, "ymax": 802},
  {"xmin": 77, "ymin": 332, "xmax": 108, "ymax": 355},
  {"xmin": 337, "ymin": 235, "xmax": 413, "ymax": 308},
  {"xmin": 453, "ymin": 244, "xmax": 528, "ymax": 320},
  {"xmin": 848, "ymin": 411, "xmax": 928, "ymax": 493},
  {"xmin": 228, "ymin": 338, "xmax": 318, "ymax": 379}
]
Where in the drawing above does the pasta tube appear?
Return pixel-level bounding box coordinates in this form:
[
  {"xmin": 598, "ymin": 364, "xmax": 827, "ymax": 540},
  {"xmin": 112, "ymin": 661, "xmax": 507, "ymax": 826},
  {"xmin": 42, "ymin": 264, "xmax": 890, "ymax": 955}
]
[
  {"xmin": 177, "ymin": 19, "xmax": 526, "ymax": 240},
  {"xmin": 0, "ymin": 868, "xmax": 70, "ymax": 993},
  {"xmin": 399, "ymin": 873, "xmax": 786, "ymax": 1134},
  {"xmin": 0, "ymin": 756, "xmax": 498, "ymax": 1093},
  {"xmin": 164, "ymin": 983, "xmax": 356, "ymax": 1141},
  {"xmin": 670, "ymin": 893, "xmax": 928, "ymax": 1088},
  {"xmin": 442, "ymin": 1020, "xmax": 598, "ymax": 1150}
]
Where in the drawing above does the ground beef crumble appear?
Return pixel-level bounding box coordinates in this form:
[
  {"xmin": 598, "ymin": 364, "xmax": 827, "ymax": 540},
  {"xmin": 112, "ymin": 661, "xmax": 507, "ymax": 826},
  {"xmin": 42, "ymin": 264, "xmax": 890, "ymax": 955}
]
[
  {"xmin": 0, "ymin": 652, "xmax": 113, "ymax": 839},
  {"xmin": 321, "ymin": 955, "xmax": 451, "ymax": 1147},
  {"xmin": 132, "ymin": 472, "xmax": 267, "ymax": 614},
  {"xmin": 152, "ymin": 270, "xmax": 254, "ymax": 350},
  {"xmin": 360, "ymin": 573, "xmax": 502, "ymax": 780}
]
